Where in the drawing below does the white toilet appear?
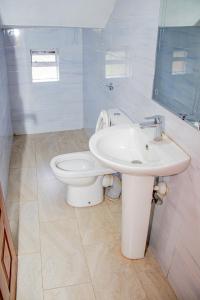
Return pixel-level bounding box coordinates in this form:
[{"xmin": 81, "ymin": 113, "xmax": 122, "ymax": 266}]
[{"xmin": 50, "ymin": 109, "xmax": 131, "ymax": 207}]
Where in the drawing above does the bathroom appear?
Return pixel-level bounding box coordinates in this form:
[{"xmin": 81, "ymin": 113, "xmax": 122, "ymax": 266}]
[{"xmin": 0, "ymin": 0, "xmax": 199, "ymax": 299}]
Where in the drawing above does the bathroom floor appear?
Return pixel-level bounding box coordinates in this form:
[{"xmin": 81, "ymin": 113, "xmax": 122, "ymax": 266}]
[{"xmin": 6, "ymin": 130, "xmax": 177, "ymax": 300}]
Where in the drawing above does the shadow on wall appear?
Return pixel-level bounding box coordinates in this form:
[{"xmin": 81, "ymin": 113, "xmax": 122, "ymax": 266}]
[
  {"xmin": 0, "ymin": 22, "xmax": 13, "ymax": 198},
  {"xmin": 3, "ymin": 28, "xmax": 36, "ymax": 135},
  {"xmin": 82, "ymin": 27, "xmax": 135, "ymax": 134},
  {"xmin": 2, "ymin": 27, "xmax": 36, "ymax": 255}
]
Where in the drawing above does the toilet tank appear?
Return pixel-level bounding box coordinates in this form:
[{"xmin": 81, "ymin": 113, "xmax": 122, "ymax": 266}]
[{"xmin": 108, "ymin": 109, "xmax": 133, "ymax": 126}]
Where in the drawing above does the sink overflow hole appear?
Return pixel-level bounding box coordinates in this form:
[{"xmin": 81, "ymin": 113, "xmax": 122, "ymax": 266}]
[{"xmin": 131, "ymin": 160, "xmax": 143, "ymax": 164}]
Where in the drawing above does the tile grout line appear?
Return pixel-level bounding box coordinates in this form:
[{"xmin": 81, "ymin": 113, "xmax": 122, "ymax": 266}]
[
  {"xmin": 105, "ymin": 197, "xmax": 151, "ymax": 300},
  {"xmin": 10, "ymin": 131, "xmax": 177, "ymax": 299},
  {"xmin": 34, "ymin": 136, "xmax": 45, "ymax": 300},
  {"xmin": 58, "ymin": 130, "xmax": 94, "ymax": 294},
  {"xmin": 74, "ymin": 207, "xmax": 97, "ymax": 300},
  {"xmin": 43, "ymin": 281, "xmax": 94, "ymax": 292}
]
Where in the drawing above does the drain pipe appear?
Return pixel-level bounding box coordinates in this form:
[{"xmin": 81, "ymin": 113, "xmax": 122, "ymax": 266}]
[
  {"xmin": 153, "ymin": 179, "xmax": 168, "ymax": 205},
  {"xmin": 146, "ymin": 177, "xmax": 168, "ymax": 249},
  {"xmin": 102, "ymin": 175, "xmax": 114, "ymax": 188},
  {"xmin": 102, "ymin": 174, "xmax": 122, "ymax": 199}
]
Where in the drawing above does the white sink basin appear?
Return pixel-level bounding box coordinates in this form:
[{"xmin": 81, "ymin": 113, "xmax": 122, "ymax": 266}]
[
  {"xmin": 89, "ymin": 124, "xmax": 190, "ymax": 260},
  {"xmin": 89, "ymin": 124, "xmax": 190, "ymax": 176}
]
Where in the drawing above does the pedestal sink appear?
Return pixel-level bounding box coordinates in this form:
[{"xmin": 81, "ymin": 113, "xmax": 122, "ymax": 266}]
[{"xmin": 89, "ymin": 124, "xmax": 190, "ymax": 259}]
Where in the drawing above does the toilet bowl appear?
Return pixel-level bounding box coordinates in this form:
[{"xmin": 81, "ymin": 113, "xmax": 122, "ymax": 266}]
[
  {"xmin": 50, "ymin": 109, "xmax": 132, "ymax": 207},
  {"xmin": 50, "ymin": 151, "xmax": 113, "ymax": 207}
]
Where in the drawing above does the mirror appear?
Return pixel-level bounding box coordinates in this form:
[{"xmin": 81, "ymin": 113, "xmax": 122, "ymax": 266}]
[{"xmin": 153, "ymin": 0, "xmax": 200, "ymax": 130}]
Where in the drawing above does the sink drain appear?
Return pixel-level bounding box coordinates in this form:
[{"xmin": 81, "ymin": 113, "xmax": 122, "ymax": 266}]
[{"xmin": 131, "ymin": 160, "xmax": 143, "ymax": 164}]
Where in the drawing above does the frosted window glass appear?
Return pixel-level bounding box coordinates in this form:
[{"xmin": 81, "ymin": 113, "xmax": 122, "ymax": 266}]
[
  {"xmin": 31, "ymin": 50, "xmax": 59, "ymax": 83},
  {"xmin": 106, "ymin": 64, "xmax": 129, "ymax": 79},
  {"xmin": 172, "ymin": 60, "xmax": 186, "ymax": 75},
  {"xmin": 173, "ymin": 50, "xmax": 187, "ymax": 58},
  {"xmin": 32, "ymin": 54, "xmax": 56, "ymax": 63},
  {"xmin": 32, "ymin": 66, "xmax": 59, "ymax": 82},
  {"xmin": 105, "ymin": 50, "xmax": 131, "ymax": 79}
]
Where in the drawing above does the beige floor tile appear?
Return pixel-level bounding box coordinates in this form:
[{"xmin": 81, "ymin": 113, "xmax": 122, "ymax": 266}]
[
  {"xmin": 6, "ymin": 201, "xmax": 20, "ymax": 221},
  {"xmin": 84, "ymin": 242, "xmax": 147, "ymax": 300},
  {"xmin": 137, "ymin": 270, "xmax": 177, "ymax": 300},
  {"xmin": 18, "ymin": 201, "xmax": 40, "ymax": 254},
  {"xmin": 40, "ymin": 219, "xmax": 90, "ymax": 289},
  {"xmin": 105, "ymin": 197, "xmax": 122, "ymax": 233},
  {"xmin": 44, "ymin": 283, "xmax": 95, "ymax": 300},
  {"xmin": 58, "ymin": 129, "xmax": 89, "ymax": 153},
  {"xmin": 35, "ymin": 132, "xmax": 60, "ymax": 151},
  {"xmin": 34, "ymin": 131, "xmax": 61, "ymax": 144},
  {"xmin": 9, "ymin": 219, "xmax": 19, "ymax": 253},
  {"xmin": 38, "ymin": 178, "xmax": 75, "ymax": 222},
  {"xmin": 35, "ymin": 129, "xmax": 89, "ymax": 179},
  {"xmin": 58, "ymin": 133, "xmax": 80, "ymax": 153},
  {"xmin": 75, "ymin": 202, "xmax": 120, "ymax": 246},
  {"xmin": 110, "ymin": 212, "xmax": 121, "ymax": 234},
  {"xmin": 35, "ymin": 132, "xmax": 61, "ymax": 179},
  {"xmin": 11, "ymin": 130, "xmax": 176, "ymax": 300},
  {"xmin": 37, "ymin": 161, "xmax": 56, "ymax": 181},
  {"xmin": 10, "ymin": 136, "xmax": 36, "ymax": 169},
  {"xmin": 132, "ymin": 249, "xmax": 162, "ymax": 274},
  {"xmin": 72, "ymin": 130, "xmax": 89, "ymax": 151},
  {"xmin": 105, "ymin": 197, "xmax": 122, "ymax": 215},
  {"xmin": 17, "ymin": 254, "xmax": 43, "ymax": 300},
  {"xmin": 6, "ymin": 201, "xmax": 20, "ymax": 253},
  {"xmin": 7, "ymin": 168, "xmax": 37, "ymax": 202}
]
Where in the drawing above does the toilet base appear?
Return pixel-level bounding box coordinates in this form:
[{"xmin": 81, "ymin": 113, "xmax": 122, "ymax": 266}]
[{"xmin": 66, "ymin": 176, "xmax": 104, "ymax": 207}]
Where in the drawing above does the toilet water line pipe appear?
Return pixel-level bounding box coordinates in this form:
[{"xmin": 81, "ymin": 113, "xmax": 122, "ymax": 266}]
[
  {"xmin": 153, "ymin": 179, "xmax": 168, "ymax": 205},
  {"xmin": 102, "ymin": 175, "xmax": 114, "ymax": 188}
]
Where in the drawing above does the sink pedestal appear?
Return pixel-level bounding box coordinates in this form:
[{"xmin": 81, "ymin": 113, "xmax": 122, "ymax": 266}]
[{"xmin": 121, "ymin": 174, "xmax": 154, "ymax": 259}]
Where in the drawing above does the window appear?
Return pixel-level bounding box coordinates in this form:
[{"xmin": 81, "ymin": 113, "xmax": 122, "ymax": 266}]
[
  {"xmin": 171, "ymin": 50, "xmax": 188, "ymax": 75},
  {"xmin": 31, "ymin": 50, "xmax": 59, "ymax": 83},
  {"xmin": 105, "ymin": 50, "xmax": 131, "ymax": 79}
]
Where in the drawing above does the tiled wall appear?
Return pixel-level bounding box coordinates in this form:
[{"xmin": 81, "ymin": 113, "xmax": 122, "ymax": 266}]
[
  {"xmin": 0, "ymin": 29, "xmax": 13, "ymax": 197},
  {"xmin": 82, "ymin": 0, "xmax": 200, "ymax": 298},
  {"xmin": 4, "ymin": 27, "xmax": 83, "ymax": 134},
  {"xmin": 83, "ymin": 28, "xmax": 113, "ymax": 135}
]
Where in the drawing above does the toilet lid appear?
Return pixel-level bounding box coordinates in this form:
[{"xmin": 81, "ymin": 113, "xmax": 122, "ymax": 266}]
[
  {"xmin": 56, "ymin": 159, "xmax": 94, "ymax": 172},
  {"xmin": 95, "ymin": 110, "xmax": 110, "ymax": 132}
]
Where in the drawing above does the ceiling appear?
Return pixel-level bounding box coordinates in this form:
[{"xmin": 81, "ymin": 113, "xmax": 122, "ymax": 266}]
[{"xmin": 0, "ymin": 0, "xmax": 116, "ymax": 28}]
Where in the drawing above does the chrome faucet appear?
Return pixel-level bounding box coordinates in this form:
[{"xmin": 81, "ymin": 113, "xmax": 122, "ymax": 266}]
[{"xmin": 139, "ymin": 115, "xmax": 165, "ymax": 141}]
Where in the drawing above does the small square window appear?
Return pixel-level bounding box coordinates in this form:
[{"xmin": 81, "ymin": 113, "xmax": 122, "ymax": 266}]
[
  {"xmin": 105, "ymin": 50, "xmax": 131, "ymax": 79},
  {"xmin": 31, "ymin": 50, "xmax": 59, "ymax": 83},
  {"xmin": 106, "ymin": 64, "xmax": 130, "ymax": 79},
  {"xmin": 172, "ymin": 60, "xmax": 186, "ymax": 75},
  {"xmin": 171, "ymin": 49, "xmax": 188, "ymax": 75},
  {"xmin": 173, "ymin": 50, "xmax": 187, "ymax": 58}
]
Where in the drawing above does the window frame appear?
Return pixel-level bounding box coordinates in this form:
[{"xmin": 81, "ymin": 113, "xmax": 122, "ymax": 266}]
[
  {"xmin": 171, "ymin": 49, "xmax": 188, "ymax": 76},
  {"xmin": 105, "ymin": 50, "xmax": 131, "ymax": 79},
  {"xmin": 31, "ymin": 49, "xmax": 60, "ymax": 83}
]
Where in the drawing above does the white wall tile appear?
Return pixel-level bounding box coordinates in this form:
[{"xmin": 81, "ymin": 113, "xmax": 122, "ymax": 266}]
[
  {"xmin": 0, "ymin": 29, "xmax": 13, "ymax": 197},
  {"xmin": 5, "ymin": 27, "xmax": 84, "ymax": 134},
  {"xmin": 82, "ymin": 0, "xmax": 200, "ymax": 298},
  {"xmin": 168, "ymin": 241, "xmax": 200, "ymax": 300}
]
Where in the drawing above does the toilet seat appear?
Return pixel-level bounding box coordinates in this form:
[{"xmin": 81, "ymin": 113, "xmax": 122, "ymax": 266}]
[
  {"xmin": 50, "ymin": 151, "xmax": 114, "ymax": 207},
  {"xmin": 50, "ymin": 151, "xmax": 113, "ymax": 178},
  {"xmin": 57, "ymin": 158, "xmax": 93, "ymax": 172},
  {"xmin": 50, "ymin": 109, "xmax": 130, "ymax": 207}
]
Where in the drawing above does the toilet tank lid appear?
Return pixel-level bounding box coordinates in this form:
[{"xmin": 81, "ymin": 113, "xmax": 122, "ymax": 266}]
[
  {"xmin": 108, "ymin": 109, "xmax": 133, "ymax": 126},
  {"xmin": 95, "ymin": 110, "xmax": 110, "ymax": 132},
  {"xmin": 95, "ymin": 108, "xmax": 133, "ymax": 132}
]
